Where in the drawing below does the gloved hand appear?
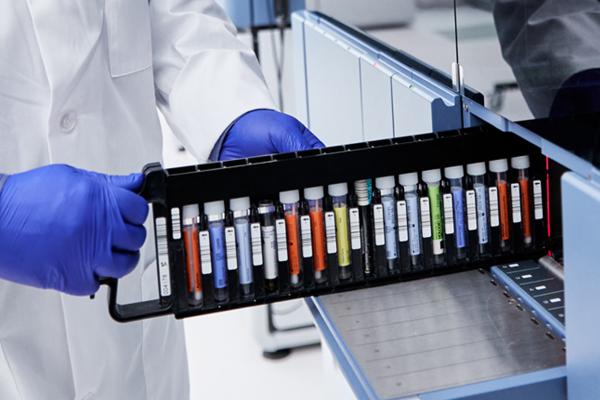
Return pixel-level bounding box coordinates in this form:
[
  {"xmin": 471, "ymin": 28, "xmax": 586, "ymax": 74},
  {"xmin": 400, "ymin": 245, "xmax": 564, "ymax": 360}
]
[
  {"xmin": 0, "ymin": 164, "xmax": 148, "ymax": 295},
  {"xmin": 218, "ymin": 109, "xmax": 324, "ymax": 160}
]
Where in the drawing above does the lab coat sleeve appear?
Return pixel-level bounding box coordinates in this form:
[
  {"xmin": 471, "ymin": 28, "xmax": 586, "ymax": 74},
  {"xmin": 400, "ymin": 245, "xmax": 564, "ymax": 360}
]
[{"xmin": 150, "ymin": 0, "xmax": 276, "ymax": 162}]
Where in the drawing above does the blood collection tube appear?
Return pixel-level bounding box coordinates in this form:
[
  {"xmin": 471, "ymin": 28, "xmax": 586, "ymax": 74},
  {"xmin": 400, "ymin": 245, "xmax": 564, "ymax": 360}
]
[
  {"xmin": 444, "ymin": 166, "xmax": 468, "ymax": 261},
  {"xmin": 182, "ymin": 204, "xmax": 202, "ymax": 306},
  {"xmin": 280, "ymin": 190, "xmax": 303, "ymax": 288},
  {"xmin": 489, "ymin": 159, "xmax": 511, "ymax": 252},
  {"xmin": 395, "ymin": 185, "xmax": 410, "ymax": 272},
  {"xmin": 328, "ymin": 183, "xmax": 352, "ymax": 281},
  {"xmin": 398, "ymin": 172, "xmax": 423, "ymax": 270},
  {"xmin": 204, "ymin": 200, "xmax": 228, "ymax": 302},
  {"xmin": 258, "ymin": 200, "xmax": 279, "ymax": 293},
  {"xmin": 230, "ymin": 197, "xmax": 254, "ymax": 297},
  {"xmin": 467, "ymin": 162, "xmax": 490, "ymax": 257},
  {"xmin": 354, "ymin": 180, "xmax": 374, "ymax": 277},
  {"xmin": 371, "ymin": 189, "xmax": 387, "ymax": 276},
  {"xmin": 375, "ymin": 176, "xmax": 399, "ymax": 273},
  {"xmin": 511, "ymin": 156, "xmax": 533, "ymax": 247},
  {"xmin": 422, "ymin": 169, "xmax": 445, "ymax": 266},
  {"xmin": 304, "ymin": 186, "xmax": 328, "ymax": 284},
  {"xmin": 440, "ymin": 180, "xmax": 456, "ymax": 264},
  {"xmin": 299, "ymin": 201, "xmax": 315, "ymax": 286}
]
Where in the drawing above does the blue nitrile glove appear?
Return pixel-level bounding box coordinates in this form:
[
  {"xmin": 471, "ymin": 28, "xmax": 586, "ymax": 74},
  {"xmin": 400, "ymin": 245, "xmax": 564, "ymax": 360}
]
[
  {"xmin": 217, "ymin": 109, "xmax": 324, "ymax": 160},
  {"xmin": 0, "ymin": 164, "xmax": 148, "ymax": 295}
]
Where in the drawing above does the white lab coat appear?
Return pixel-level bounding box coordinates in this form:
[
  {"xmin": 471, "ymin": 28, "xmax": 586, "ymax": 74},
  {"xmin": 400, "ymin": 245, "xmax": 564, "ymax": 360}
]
[{"xmin": 0, "ymin": 1, "xmax": 275, "ymax": 399}]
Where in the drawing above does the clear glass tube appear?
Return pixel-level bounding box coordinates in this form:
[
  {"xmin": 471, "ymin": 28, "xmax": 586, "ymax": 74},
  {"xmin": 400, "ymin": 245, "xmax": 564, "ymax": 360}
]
[
  {"xmin": 380, "ymin": 188, "xmax": 398, "ymax": 271},
  {"xmin": 258, "ymin": 201, "xmax": 278, "ymax": 292},
  {"xmin": 207, "ymin": 212, "xmax": 228, "ymax": 302},
  {"xmin": 307, "ymin": 198, "xmax": 327, "ymax": 283},
  {"xmin": 517, "ymin": 168, "xmax": 533, "ymax": 246},
  {"xmin": 471, "ymin": 174, "xmax": 490, "ymax": 254},
  {"xmin": 182, "ymin": 208, "xmax": 202, "ymax": 306},
  {"xmin": 449, "ymin": 177, "xmax": 467, "ymax": 260},
  {"xmin": 233, "ymin": 209, "xmax": 253, "ymax": 297},
  {"xmin": 427, "ymin": 180, "xmax": 445, "ymax": 265},
  {"xmin": 495, "ymin": 171, "xmax": 511, "ymax": 251},
  {"xmin": 332, "ymin": 194, "xmax": 351, "ymax": 280},
  {"xmin": 403, "ymin": 184, "xmax": 422, "ymax": 267},
  {"xmin": 354, "ymin": 179, "xmax": 373, "ymax": 276},
  {"xmin": 282, "ymin": 200, "xmax": 303, "ymax": 287}
]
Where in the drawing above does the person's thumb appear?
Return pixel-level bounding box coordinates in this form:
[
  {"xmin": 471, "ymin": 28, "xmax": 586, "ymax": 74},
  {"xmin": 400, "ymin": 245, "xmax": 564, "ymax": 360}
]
[{"xmin": 106, "ymin": 173, "xmax": 144, "ymax": 191}]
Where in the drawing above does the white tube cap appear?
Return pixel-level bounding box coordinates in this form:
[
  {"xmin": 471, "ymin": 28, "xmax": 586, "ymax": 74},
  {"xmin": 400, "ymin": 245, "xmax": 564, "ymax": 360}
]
[
  {"xmin": 422, "ymin": 168, "xmax": 441, "ymax": 183},
  {"xmin": 375, "ymin": 176, "xmax": 395, "ymax": 190},
  {"xmin": 489, "ymin": 159, "xmax": 508, "ymax": 173},
  {"xmin": 182, "ymin": 204, "xmax": 200, "ymax": 221},
  {"xmin": 444, "ymin": 165, "xmax": 464, "ymax": 180},
  {"xmin": 511, "ymin": 155, "xmax": 530, "ymax": 170},
  {"xmin": 328, "ymin": 182, "xmax": 348, "ymax": 197},
  {"xmin": 230, "ymin": 196, "xmax": 250, "ymax": 212},
  {"xmin": 279, "ymin": 189, "xmax": 300, "ymax": 204},
  {"xmin": 304, "ymin": 186, "xmax": 324, "ymax": 200},
  {"xmin": 204, "ymin": 200, "xmax": 225, "ymax": 216},
  {"xmin": 467, "ymin": 162, "xmax": 486, "ymax": 176},
  {"xmin": 398, "ymin": 172, "xmax": 418, "ymax": 186}
]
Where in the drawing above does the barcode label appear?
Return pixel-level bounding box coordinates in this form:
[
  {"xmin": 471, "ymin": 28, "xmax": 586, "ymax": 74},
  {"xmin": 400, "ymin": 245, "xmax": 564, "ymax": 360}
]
[
  {"xmin": 325, "ymin": 211, "xmax": 337, "ymax": 254},
  {"xmin": 442, "ymin": 194, "xmax": 454, "ymax": 235},
  {"xmin": 533, "ymin": 180, "xmax": 543, "ymax": 220},
  {"xmin": 420, "ymin": 197, "xmax": 432, "ymax": 238},
  {"xmin": 511, "ymin": 183, "xmax": 522, "ymax": 223},
  {"xmin": 250, "ymin": 223, "xmax": 263, "ymax": 266},
  {"xmin": 373, "ymin": 204, "xmax": 385, "ymax": 246},
  {"xmin": 170, "ymin": 208, "xmax": 181, "ymax": 240},
  {"xmin": 300, "ymin": 215, "xmax": 313, "ymax": 257},
  {"xmin": 225, "ymin": 227, "xmax": 237, "ymax": 271},
  {"xmin": 155, "ymin": 217, "xmax": 171, "ymax": 297},
  {"xmin": 199, "ymin": 230, "xmax": 211, "ymax": 274},
  {"xmin": 349, "ymin": 208, "xmax": 361, "ymax": 250},
  {"xmin": 466, "ymin": 190, "xmax": 477, "ymax": 231},
  {"xmin": 275, "ymin": 219, "xmax": 288, "ymax": 261},
  {"xmin": 489, "ymin": 187, "xmax": 500, "ymax": 227},
  {"xmin": 397, "ymin": 200, "xmax": 408, "ymax": 242}
]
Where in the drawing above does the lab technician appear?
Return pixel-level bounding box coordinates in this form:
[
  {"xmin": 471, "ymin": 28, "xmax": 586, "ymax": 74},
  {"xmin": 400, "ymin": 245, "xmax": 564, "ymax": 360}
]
[{"xmin": 0, "ymin": 1, "xmax": 322, "ymax": 399}]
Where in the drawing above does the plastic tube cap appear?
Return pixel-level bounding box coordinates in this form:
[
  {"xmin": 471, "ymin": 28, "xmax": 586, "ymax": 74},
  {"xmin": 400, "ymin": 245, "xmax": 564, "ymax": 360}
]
[
  {"xmin": 489, "ymin": 159, "xmax": 508, "ymax": 173},
  {"xmin": 511, "ymin": 155, "xmax": 530, "ymax": 170},
  {"xmin": 375, "ymin": 176, "xmax": 395, "ymax": 190},
  {"xmin": 304, "ymin": 186, "xmax": 324, "ymax": 200},
  {"xmin": 444, "ymin": 165, "xmax": 464, "ymax": 179},
  {"xmin": 279, "ymin": 189, "xmax": 300, "ymax": 204},
  {"xmin": 328, "ymin": 182, "xmax": 348, "ymax": 197},
  {"xmin": 398, "ymin": 172, "xmax": 418, "ymax": 186},
  {"xmin": 422, "ymin": 168, "xmax": 441, "ymax": 183},
  {"xmin": 467, "ymin": 162, "xmax": 486, "ymax": 176},
  {"xmin": 204, "ymin": 200, "xmax": 225, "ymax": 216},
  {"xmin": 182, "ymin": 204, "xmax": 200, "ymax": 220},
  {"xmin": 230, "ymin": 196, "xmax": 250, "ymax": 212}
]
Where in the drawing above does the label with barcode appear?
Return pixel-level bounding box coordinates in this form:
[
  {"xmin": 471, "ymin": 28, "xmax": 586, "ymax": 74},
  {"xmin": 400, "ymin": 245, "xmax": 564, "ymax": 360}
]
[
  {"xmin": 300, "ymin": 215, "xmax": 313, "ymax": 257},
  {"xmin": 489, "ymin": 187, "xmax": 500, "ymax": 227},
  {"xmin": 533, "ymin": 180, "xmax": 543, "ymax": 220},
  {"xmin": 397, "ymin": 200, "xmax": 408, "ymax": 242},
  {"xmin": 225, "ymin": 227, "xmax": 237, "ymax": 271},
  {"xmin": 250, "ymin": 223, "xmax": 263, "ymax": 266},
  {"xmin": 170, "ymin": 208, "xmax": 181, "ymax": 240},
  {"xmin": 511, "ymin": 183, "xmax": 522, "ymax": 223},
  {"xmin": 155, "ymin": 217, "xmax": 172, "ymax": 297},
  {"xmin": 199, "ymin": 230, "xmax": 212, "ymax": 274},
  {"xmin": 466, "ymin": 190, "xmax": 477, "ymax": 231},
  {"xmin": 349, "ymin": 208, "xmax": 361, "ymax": 250},
  {"xmin": 442, "ymin": 194, "xmax": 454, "ymax": 235},
  {"xmin": 420, "ymin": 197, "xmax": 432, "ymax": 238},
  {"xmin": 275, "ymin": 219, "xmax": 288, "ymax": 261},
  {"xmin": 373, "ymin": 204, "xmax": 385, "ymax": 246},
  {"xmin": 325, "ymin": 211, "xmax": 337, "ymax": 254}
]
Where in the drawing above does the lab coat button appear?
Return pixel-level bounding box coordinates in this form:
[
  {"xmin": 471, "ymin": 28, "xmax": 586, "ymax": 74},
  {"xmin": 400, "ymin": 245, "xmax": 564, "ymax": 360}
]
[{"xmin": 60, "ymin": 111, "xmax": 78, "ymax": 133}]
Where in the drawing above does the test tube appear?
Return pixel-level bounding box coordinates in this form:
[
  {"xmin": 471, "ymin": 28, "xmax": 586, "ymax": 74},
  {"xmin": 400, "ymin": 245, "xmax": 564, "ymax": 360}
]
[
  {"xmin": 204, "ymin": 200, "xmax": 228, "ymax": 302},
  {"xmin": 258, "ymin": 200, "xmax": 279, "ymax": 293},
  {"xmin": 354, "ymin": 180, "xmax": 373, "ymax": 277},
  {"xmin": 511, "ymin": 156, "xmax": 533, "ymax": 247},
  {"xmin": 489, "ymin": 159, "xmax": 511, "ymax": 252},
  {"xmin": 398, "ymin": 172, "xmax": 422, "ymax": 269},
  {"xmin": 328, "ymin": 183, "xmax": 352, "ymax": 281},
  {"xmin": 230, "ymin": 197, "xmax": 254, "ymax": 297},
  {"xmin": 280, "ymin": 190, "xmax": 303, "ymax": 288},
  {"xmin": 304, "ymin": 186, "xmax": 328, "ymax": 284},
  {"xmin": 444, "ymin": 166, "xmax": 468, "ymax": 261},
  {"xmin": 375, "ymin": 176, "xmax": 399, "ymax": 272},
  {"xmin": 467, "ymin": 162, "xmax": 490, "ymax": 256},
  {"xmin": 182, "ymin": 205, "xmax": 202, "ymax": 305},
  {"xmin": 421, "ymin": 169, "xmax": 445, "ymax": 265}
]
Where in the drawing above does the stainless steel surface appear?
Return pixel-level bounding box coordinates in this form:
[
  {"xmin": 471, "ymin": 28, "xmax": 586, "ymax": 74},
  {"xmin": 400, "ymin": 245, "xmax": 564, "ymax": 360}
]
[{"xmin": 319, "ymin": 270, "xmax": 565, "ymax": 399}]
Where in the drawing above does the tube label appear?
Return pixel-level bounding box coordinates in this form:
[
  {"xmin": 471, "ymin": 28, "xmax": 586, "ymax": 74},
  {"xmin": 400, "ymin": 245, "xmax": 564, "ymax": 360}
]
[
  {"xmin": 397, "ymin": 200, "xmax": 408, "ymax": 242},
  {"xmin": 466, "ymin": 190, "xmax": 477, "ymax": 232},
  {"xmin": 262, "ymin": 226, "xmax": 278, "ymax": 279},
  {"xmin": 420, "ymin": 197, "xmax": 432, "ymax": 239},
  {"xmin": 349, "ymin": 207, "xmax": 361, "ymax": 250},
  {"xmin": 250, "ymin": 222, "xmax": 263, "ymax": 266},
  {"xmin": 489, "ymin": 187, "xmax": 499, "ymax": 228},
  {"xmin": 325, "ymin": 211, "xmax": 337, "ymax": 254},
  {"xmin": 510, "ymin": 183, "xmax": 522, "ymax": 223},
  {"xmin": 170, "ymin": 208, "xmax": 182, "ymax": 240},
  {"xmin": 533, "ymin": 180, "xmax": 543, "ymax": 220},
  {"xmin": 225, "ymin": 226, "xmax": 237, "ymax": 271},
  {"xmin": 406, "ymin": 193, "xmax": 421, "ymax": 256},
  {"xmin": 474, "ymin": 183, "xmax": 489, "ymax": 244},
  {"xmin": 199, "ymin": 230, "xmax": 212, "ymax": 274},
  {"xmin": 155, "ymin": 217, "xmax": 172, "ymax": 297},
  {"xmin": 300, "ymin": 215, "xmax": 313, "ymax": 257},
  {"xmin": 373, "ymin": 204, "xmax": 385, "ymax": 246},
  {"xmin": 443, "ymin": 194, "xmax": 454, "ymax": 235},
  {"xmin": 382, "ymin": 196, "xmax": 398, "ymax": 259},
  {"xmin": 275, "ymin": 219, "xmax": 288, "ymax": 262}
]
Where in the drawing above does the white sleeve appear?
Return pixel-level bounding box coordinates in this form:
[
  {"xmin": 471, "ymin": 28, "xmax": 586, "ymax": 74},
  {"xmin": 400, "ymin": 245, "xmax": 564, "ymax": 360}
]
[{"xmin": 150, "ymin": 0, "xmax": 276, "ymax": 162}]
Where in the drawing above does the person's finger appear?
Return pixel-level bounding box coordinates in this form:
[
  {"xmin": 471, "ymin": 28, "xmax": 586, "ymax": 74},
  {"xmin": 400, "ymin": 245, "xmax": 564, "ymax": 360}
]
[
  {"xmin": 112, "ymin": 222, "xmax": 147, "ymax": 252},
  {"xmin": 301, "ymin": 126, "xmax": 325, "ymax": 149},
  {"xmin": 106, "ymin": 173, "xmax": 144, "ymax": 191},
  {"xmin": 113, "ymin": 187, "xmax": 149, "ymax": 225},
  {"xmin": 97, "ymin": 250, "xmax": 141, "ymax": 279}
]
